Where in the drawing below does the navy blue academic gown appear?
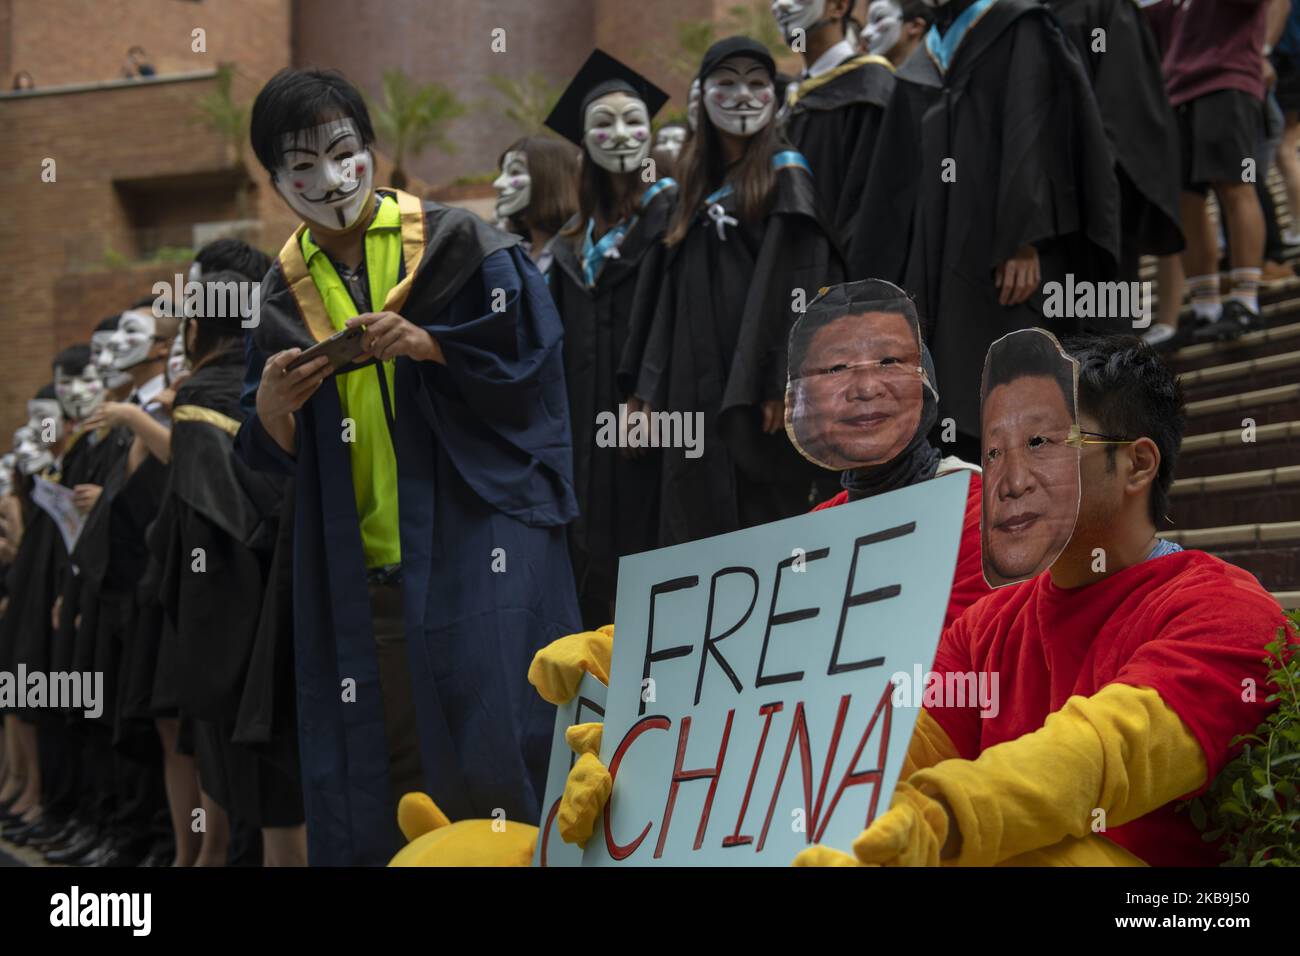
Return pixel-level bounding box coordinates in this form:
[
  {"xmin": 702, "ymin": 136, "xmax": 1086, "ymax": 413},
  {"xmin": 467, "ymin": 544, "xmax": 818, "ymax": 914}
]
[{"xmin": 236, "ymin": 192, "xmax": 581, "ymax": 865}]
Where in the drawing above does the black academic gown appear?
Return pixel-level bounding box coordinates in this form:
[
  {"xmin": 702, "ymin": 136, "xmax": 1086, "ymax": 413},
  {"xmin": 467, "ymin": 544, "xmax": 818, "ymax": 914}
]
[
  {"xmin": 157, "ymin": 349, "xmax": 284, "ymax": 723},
  {"xmin": 637, "ymin": 149, "xmax": 845, "ymax": 546},
  {"xmin": 1, "ymin": 475, "xmax": 64, "ymax": 682},
  {"xmin": 550, "ymin": 181, "xmax": 677, "ymax": 625},
  {"xmin": 235, "ymin": 188, "xmax": 581, "ymax": 866},
  {"xmin": 782, "ymin": 54, "xmax": 896, "ymax": 275},
  {"xmin": 858, "ymin": 0, "xmax": 1120, "ymax": 439},
  {"xmin": 1047, "ymin": 0, "xmax": 1183, "ymax": 263}
]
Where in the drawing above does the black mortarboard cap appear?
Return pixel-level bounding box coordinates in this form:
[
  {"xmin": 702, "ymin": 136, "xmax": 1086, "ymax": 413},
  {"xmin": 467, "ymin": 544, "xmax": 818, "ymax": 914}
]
[
  {"xmin": 697, "ymin": 36, "xmax": 777, "ymax": 84},
  {"xmin": 544, "ymin": 49, "xmax": 669, "ymax": 146}
]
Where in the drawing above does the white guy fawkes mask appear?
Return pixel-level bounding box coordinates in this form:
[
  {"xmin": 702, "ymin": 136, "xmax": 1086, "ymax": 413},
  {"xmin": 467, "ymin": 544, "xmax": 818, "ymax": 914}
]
[
  {"xmin": 91, "ymin": 330, "xmax": 132, "ymax": 390},
  {"xmin": 920, "ymin": 0, "xmax": 950, "ymax": 7},
  {"xmin": 865, "ymin": 0, "xmax": 904, "ymax": 56},
  {"xmin": 276, "ymin": 118, "xmax": 375, "ymax": 232},
  {"xmin": 27, "ymin": 399, "xmax": 63, "ymax": 445},
  {"xmin": 167, "ymin": 330, "xmax": 189, "ymax": 386},
  {"xmin": 583, "ymin": 91, "xmax": 652, "ymax": 175},
  {"xmin": 654, "ymin": 126, "xmax": 687, "ymax": 161},
  {"xmin": 14, "ymin": 426, "xmax": 52, "ymax": 476},
  {"xmin": 0, "ymin": 453, "xmax": 14, "ymax": 498},
  {"xmin": 771, "ymin": 0, "xmax": 829, "ymax": 42},
  {"xmin": 687, "ymin": 79, "xmax": 702, "ymax": 132},
  {"xmin": 703, "ymin": 57, "xmax": 777, "ymax": 137},
  {"xmin": 108, "ymin": 309, "xmax": 158, "ymax": 372},
  {"xmin": 493, "ymin": 150, "xmax": 532, "ymax": 220},
  {"xmin": 54, "ymin": 364, "xmax": 106, "ymax": 421}
]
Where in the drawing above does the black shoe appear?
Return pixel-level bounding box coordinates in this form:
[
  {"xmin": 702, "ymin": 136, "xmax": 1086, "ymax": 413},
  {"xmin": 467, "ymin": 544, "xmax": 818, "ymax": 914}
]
[
  {"xmin": 1189, "ymin": 312, "xmax": 1243, "ymax": 344},
  {"xmin": 93, "ymin": 844, "xmax": 147, "ymax": 868},
  {"xmin": 31, "ymin": 817, "xmax": 81, "ymax": 851},
  {"xmin": 44, "ymin": 827, "xmax": 102, "ymax": 865},
  {"xmin": 1221, "ymin": 298, "xmax": 1263, "ymax": 335},
  {"xmin": 5, "ymin": 817, "xmax": 49, "ymax": 846},
  {"xmin": 15, "ymin": 816, "xmax": 67, "ymax": 848},
  {"xmin": 73, "ymin": 836, "xmax": 120, "ymax": 868}
]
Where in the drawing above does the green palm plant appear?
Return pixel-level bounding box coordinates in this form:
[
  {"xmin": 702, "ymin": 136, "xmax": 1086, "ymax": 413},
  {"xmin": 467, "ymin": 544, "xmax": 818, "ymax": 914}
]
[
  {"xmin": 193, "ymin": 63, "xmax": 249, "ymax": 164},
  {"xmin": 370, "ymin": 68, "xmax": 466, "ymax": 189},
  {"xmin": 487, "ymin": 72, "xmax": 565, "ymax": 134}
]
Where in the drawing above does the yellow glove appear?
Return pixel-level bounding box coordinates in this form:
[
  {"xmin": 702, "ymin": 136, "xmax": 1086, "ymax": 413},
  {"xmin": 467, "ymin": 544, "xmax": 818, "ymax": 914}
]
[
  {"xmin": 528, "ymin": 624, "xmax": 614, "ymax": 705},
  {"xmin": 791, "ymin": 845, "xmax": 864, "ymax": 867},
  {"xmin": 909, "ymin": 683, "xmax": 1207, "ymax": 866},
  {"xmin": 556, "ymin": 721, "xmax": 610, "ymax": 846},
  {"xmin": 851, "ymin": 781, "xmax": 949, "ymax": 866},
  {"xmin": 790, "ymin": 783, "xmax": 946, "ymax": 867}
]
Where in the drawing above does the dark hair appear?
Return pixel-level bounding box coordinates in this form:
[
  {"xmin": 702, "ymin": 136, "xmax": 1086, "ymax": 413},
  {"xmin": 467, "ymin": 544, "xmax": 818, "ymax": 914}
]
[
  {"xmin": 95, "ymin": 315, "xmax": 120, "ymax": 332},
  {"xmin": 499, "ymin": 136, "xmax": 579, "ymax": 236},
  {"xmin": 52, "ymin": 344, "xmax": 92, "ymax": 376},
  {"xmin": 788, "ymin": 280, "xmax": 920, "ymax": 378},
  {"xmin": 900, "ymin": 0, "xmax": 935, "ymax": 24},
  {"xmin": 187, "ymin": 270, "xmax": 252, "ymax": 363},
  {"xmin": 12, "ymin": 71, "xmax": 34, "ymax": 90},
  {"xmin": 34, "ymin": 383, "xmax": 57, "ymax": 401},
  {"xmin": 981, "ymin": 330, "xmax": 1075, "ymax": 413},
  {"xmin": 563, "ymin": 149, "xmax": 648, "ymax": 239},
  {"xmin": 1065, "ymin": 334, "xmax": 1185, "ymax": 526},
  {"xmin": 249, "ymin": 68, "xmax": 375, "ymax": 176},
  {"xmin": 665, "ymin": 51, "xmax": 784, "ymax": 247},
  {"xmin": 194, "ymin": 238, "xmax": 273, "ymax": 283},
  {"xmin": 128, "ymin": 46, "xmax": 146, "ymax": 57}
]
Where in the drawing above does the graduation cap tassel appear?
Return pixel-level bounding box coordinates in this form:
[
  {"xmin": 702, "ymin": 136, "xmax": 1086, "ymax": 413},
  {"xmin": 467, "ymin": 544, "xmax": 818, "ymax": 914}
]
[{"xmin": 707, "ymin": 202, "xmax": 738, "ymax": 241}]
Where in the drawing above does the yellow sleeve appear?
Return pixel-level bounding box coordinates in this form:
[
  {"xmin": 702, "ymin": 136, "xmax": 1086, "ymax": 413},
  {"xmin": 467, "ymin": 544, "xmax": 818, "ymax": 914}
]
[
  {"xmin": 908, "ymin": 683, "xmax": 1208, "ymax": 867},
  {"xmin": 902, "ymin": 710, "xmax": 960, "ymax": 777}
]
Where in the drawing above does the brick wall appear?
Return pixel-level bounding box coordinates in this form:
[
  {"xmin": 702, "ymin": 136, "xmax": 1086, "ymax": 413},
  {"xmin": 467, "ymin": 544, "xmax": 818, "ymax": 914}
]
[{"xmin": 6, "ymin": 0, "xmax": 290, "ymax": 91}]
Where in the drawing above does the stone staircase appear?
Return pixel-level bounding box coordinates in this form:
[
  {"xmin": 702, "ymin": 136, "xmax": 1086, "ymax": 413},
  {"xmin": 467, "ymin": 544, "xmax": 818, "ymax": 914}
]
[{"xmin": 1162, "ymin": 282, "xmax": 1300, "ymax": 611}]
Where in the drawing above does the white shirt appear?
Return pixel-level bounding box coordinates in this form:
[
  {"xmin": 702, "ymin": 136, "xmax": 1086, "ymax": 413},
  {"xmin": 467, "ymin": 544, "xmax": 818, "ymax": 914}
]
[{"xmin": 804, "ymin": 38, "xmax": 858, "ymax": 79}]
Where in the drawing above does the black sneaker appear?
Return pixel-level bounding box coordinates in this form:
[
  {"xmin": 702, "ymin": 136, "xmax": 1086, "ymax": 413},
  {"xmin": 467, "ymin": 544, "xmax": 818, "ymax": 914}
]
[
  {"xmin": 1189, "ymin": 311, "xmax": 1242, "ymax": 344},
  {"xmin": 1221, "ymin": 299, "xmax": 1263, "ymax": 335}
]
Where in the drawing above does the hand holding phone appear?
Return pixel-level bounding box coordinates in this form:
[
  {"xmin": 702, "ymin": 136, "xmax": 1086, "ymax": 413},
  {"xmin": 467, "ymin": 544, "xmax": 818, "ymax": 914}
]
[{"xmin": 285, "ymin": 325, "xmax": 367, "ymax": 372}]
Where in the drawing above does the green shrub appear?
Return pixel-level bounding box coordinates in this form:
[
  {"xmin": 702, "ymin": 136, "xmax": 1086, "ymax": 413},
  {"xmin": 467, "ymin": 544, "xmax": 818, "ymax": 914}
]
[{"xmin": 1188, "ymin": 611, "xmax": 1300, "ymax": 866}]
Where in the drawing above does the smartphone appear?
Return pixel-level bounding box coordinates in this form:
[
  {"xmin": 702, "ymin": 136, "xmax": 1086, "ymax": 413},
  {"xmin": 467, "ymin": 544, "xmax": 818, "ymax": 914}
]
[{"xmin": 285, "ymin": 325, "xmax": 366, "ymax": 373}]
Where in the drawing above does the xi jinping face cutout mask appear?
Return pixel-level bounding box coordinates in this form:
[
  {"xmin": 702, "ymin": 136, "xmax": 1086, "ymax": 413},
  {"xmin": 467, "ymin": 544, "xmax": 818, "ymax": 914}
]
[
  {"xmin": 785, "ymin": 283, "xmax": 930, "ymax": 472},
  {"xmin": 980, "ymin": 328, "xmax": 1081, "ymax": 588},
  {"xmin": 276, "ymin": 118, "xmax": 374, "ymax": 232}
]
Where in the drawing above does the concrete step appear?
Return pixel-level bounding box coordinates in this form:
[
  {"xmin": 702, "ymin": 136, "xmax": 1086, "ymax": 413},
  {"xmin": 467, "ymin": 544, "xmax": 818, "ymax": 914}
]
[
  {"xmin": 1177, "ymin": 349, "xmax": 1300, "ymax": 402},
  {"xmin": 1177, "ymin": 420, "xmax": 1300, "ymax": 478},
  {"xmin": 1168, "ymin": 319, "xmax": 1300, "ymax": 373},
  {"xmin": 1162, "ymin": 522, "xmax": 1300, "ymax": 593},
  {"xmin": 1168, "ymin": 465, "xmax": 1300, "ymax": 528},
  {"xmin": 1183, "ymin": 383, "xmax": 1300, "ymax": 433},
  {"xmin": 1274, "ymin": 591, "xmax": 1299, "ymax": 611}
]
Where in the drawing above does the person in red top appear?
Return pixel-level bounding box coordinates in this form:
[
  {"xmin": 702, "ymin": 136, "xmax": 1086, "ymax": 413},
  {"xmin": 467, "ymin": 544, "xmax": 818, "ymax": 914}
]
[{"xmin": 795, "ymin": 334, "xmax": 1290, "ymax": 867}]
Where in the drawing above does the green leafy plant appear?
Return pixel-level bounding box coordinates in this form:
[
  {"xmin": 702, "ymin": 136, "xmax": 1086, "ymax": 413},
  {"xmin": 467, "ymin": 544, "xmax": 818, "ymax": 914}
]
[
  {"xmin": 370, "ymin": 68, "xmax": 465, "ymax": 189},
  {"xmin": 1189, "ymin": 611, "xmax": 1300, "ymax": 866},
  {"xmin": 486, "ymin": 72, "xmax": 565, "ymax": 134},
  {"xmin": 725, "ymin": 0, "xmax": 791, "ymax": 60},
  {"xmin": 193, "ymin": 63, "xmax": 249, "ymax": 164}
]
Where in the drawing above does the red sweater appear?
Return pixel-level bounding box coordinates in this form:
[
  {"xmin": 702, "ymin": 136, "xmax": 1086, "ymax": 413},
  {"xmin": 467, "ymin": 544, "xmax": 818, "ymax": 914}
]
[
  {"xmin": 812, "ymin": 470, "xmax": 989, "ymax": 630},
  {"xmin": 927, "ymin": 550, "xmax": 1287, "ymax": 866}
]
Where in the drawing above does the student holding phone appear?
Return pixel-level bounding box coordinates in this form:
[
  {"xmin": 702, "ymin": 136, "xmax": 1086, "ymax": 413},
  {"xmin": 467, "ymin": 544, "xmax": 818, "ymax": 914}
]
[{"xmin": 236, "ymin": 68, "xmax": 582, "ymax": 866}]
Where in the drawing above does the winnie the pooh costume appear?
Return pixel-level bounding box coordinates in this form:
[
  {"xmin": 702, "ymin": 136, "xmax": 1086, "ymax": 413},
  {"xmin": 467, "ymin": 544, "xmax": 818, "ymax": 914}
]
[{"xmin": 388, "ymin": 792, "xmax": 538, "ymax": 867}]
